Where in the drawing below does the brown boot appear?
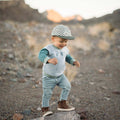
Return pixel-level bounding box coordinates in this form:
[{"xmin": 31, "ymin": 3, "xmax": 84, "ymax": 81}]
[
  {"xmin": 42, "ymin": 107, "xmax": 53, "ymax": 117},
  {"xmin": 57, "ymin": 100, "xmax": 75, "ymax": 111}
]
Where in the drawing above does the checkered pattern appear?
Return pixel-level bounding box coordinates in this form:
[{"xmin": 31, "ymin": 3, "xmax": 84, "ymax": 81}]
[{"xmin": 51, "ymin": 25, "xmax": 74, "ymax": 40}]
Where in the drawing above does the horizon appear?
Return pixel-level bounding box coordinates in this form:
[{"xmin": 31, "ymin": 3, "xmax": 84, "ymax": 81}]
[{"xmin": 25, "ymin": 0, "xmax": 120, "ymax": 19}]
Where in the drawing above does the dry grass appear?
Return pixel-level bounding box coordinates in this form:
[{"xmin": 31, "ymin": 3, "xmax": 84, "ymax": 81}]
[
  {"xmin": 98, "ymin": 40, "xmax": 110, "ymax": 51},
  {"xmin": 69, "ymin": 37, "xmax": 92, "ymax": 51},
  {"xmin": 25, "ymin": 34, "xmax": 51, "ymax": 68},
  {"xmin": 64, "ymin": 64, "xmax": 78, "ymax": 82},
  {"xmin": 25, "ymin": 34, "xmax": 50, "ymax": 56},
  {"xmin": 88, "ymin": 22, "xmax": 112, "ymax": 36}
]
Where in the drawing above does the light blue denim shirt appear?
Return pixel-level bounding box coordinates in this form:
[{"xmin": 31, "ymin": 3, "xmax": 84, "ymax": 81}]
[{"xmin": 39, "ymin": 44, "xmax": 76, "ymax": 77}]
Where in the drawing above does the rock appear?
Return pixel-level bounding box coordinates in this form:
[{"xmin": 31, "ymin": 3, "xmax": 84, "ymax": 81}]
[
  {"xmin": 31, "ymin": 111, "xmax": 80, "ymax": 120},
  {"xmin": 31, "ymin": 117, "xmax": 44, "ymax": 120},
  {"xmin": 44, "ymin": 111, "xmax": 80, "ymax": 120},
  {"xmin": 112, "ymin": 91, "xmax": 120, "ymax": 95}
]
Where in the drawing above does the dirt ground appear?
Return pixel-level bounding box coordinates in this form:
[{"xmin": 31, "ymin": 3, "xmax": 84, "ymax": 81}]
[{"xmin": 0, "ymin": 22, "xmax": 120, "ymax": 120}]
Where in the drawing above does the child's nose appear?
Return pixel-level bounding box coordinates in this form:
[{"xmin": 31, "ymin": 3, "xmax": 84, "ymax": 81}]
[{"xmin": 63, "ymin": 42, "xmax": 67, "ymax": 46}]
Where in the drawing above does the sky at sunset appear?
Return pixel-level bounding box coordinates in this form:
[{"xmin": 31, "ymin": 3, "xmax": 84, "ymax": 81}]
[{"xmin": 25, "ymin": 0, "xmax": 120, "ymax": 19}]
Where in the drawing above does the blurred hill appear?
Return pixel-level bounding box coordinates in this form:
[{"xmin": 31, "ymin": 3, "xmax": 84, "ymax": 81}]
[
  {"xmin": 43, "ymin": 9, "xmax": 82, "ymax": 23},
  {"xmin": 0, "ymin": 0, "xmax": 82, "ymax": 23},
  {"xmin": 0, "ymin": 0, "xmax": 120, "ymax": 29},
  {"xmin": 79, "ymin": 9, "xmax": 120, "ymax": 29},
  {"xmin": 0, "ymin": 0, "xmax": 52, "ymax": 23}
]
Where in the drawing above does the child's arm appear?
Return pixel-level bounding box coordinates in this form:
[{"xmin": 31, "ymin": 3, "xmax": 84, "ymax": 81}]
[
  {"xmin": 38, "ymin": 48, "xmax": 57, "ymax": 65},
  {"xmin": 66, "ymin": 54, "xmax": 80, "ymax": 67},
  {"xmin": 38, "ymin": 48, "xmax": 50, "ymax": 63}
]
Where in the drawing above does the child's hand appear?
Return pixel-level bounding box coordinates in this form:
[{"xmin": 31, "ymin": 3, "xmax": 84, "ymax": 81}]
[
  {"xmin": 73, "ymin": 61, "xmax": 80, "ymax": 67},
  {"xmin": 48, "ymin": 58, "xmax": 58, "ymax": 65}
]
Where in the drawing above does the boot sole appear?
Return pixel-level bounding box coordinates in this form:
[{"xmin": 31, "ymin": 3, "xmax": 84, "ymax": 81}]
[
  {"xmin": 43, "ymin": 111, "xmax": 53, "ymax": 117},
  {"xmin": 57, "ymin": 107, "xmax": 75, "ymax": 111}
]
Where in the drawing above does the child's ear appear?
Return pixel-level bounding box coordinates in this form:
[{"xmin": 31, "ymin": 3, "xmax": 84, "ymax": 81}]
[{"xmin": 51, "ymin": 36, "xmax": 55, "ymax": 42}]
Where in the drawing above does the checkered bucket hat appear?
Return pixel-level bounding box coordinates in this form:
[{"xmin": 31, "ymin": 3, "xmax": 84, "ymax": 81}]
[{"xmin": 51, "ymin": 25, "xmax": 75, "ymax": 40}]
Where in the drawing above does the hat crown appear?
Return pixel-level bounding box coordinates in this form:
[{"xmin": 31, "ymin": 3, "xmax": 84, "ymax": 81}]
[{"xmin": 51, "ymin": 25, "xmax": 72, "ymax": 37}]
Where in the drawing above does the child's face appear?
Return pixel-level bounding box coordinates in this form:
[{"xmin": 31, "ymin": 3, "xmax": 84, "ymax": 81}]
[{"xmin": 52, "ymin": 37, "xmax": 68, "ymax": 49}]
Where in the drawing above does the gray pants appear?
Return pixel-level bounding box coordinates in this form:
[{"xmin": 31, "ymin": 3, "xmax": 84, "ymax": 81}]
[{"xmin": 42, "ymin": 74, "xmax": 71, "ymax": 107}]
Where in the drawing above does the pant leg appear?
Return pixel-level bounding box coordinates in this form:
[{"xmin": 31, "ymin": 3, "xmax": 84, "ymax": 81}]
[
  {"xmin": 42, "ymin": 88, "xmax": 53, "ymax": 107},
  {"xmin": 57, "ymin": 74, "xmax": 71, "ymax": 101},
  {"xmin": 42, "ymin": 76, "xmax": 56, "ymax": 107}
]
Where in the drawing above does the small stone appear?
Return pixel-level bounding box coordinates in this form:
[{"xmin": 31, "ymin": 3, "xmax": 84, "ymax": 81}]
[
  {"xmin": 2, "ymin": 72, "xmax": 6, "ymax": 75},
  {"xmin": 17, "ymin": 72, "xmax": 24, "ymax": 78},
  {"xmin": 78, "ymin": 74, "xmax": 83, "ymax": 77},
  {"xmin": 0, "ymin": 77, "xmax": 2, "ymax": 81},
  {"xmin": 104, "ymin": 97, "xmax": 110, "ymax": 101},
  {"xmin": 10, "ymin": 79, "xmax": 17, "ymax": 82},
  {"xmin": 25, "ymin": 73, "xmax": 33, "ymax": 77},
  {"xmin": 98, "ymin": 69, "xmax": 105, "ymax": 73},
  {"xmin": 4, "ymin": 44, "xmax": 8, "ymax": 47},
  {"xmin": 109, "ymin": 73, "xmax": 113, "ymax": 77},
  {"xmin": 13, "ymin": 113, "xmax": 23, "ymax": 120},
  {"xmin": 35, "ymin": 80, "xmax": 40, "ymax": 84},
  {"xmin": 35, "ymin": 84, "xmax": 38, "ymax": 88},
  {"xmin": 13, "ymin": 44, "xmax": 16, "ymax": 47},
  {"xmin": 101, "ymin": 86, "xmax": 107, "ymax": 90},
  {"xmin": 89, "ymin": 82, "xmax": 95, "ymax": 85},
  {"xmin": 50, "ymin": 101, "xmax": 56, "ymax": 106},
  {"xmin": 6, "ymin": 67, "xmax": 11, "ymax": 71},
  {"xmin": 17, "ymin": 36, "xmax": 22, "ymax": 42},
  {"xmin": 75, "ymin": 98, "xmax": 80, "ymax": 103},
  {"xmin": 32, "ymin": 85, "xmax": 35, "ymax": 88},
  {"xmin": 22, "ymin": 109, "xmax": 31, "ymax": 115},
  {"xmin": 18, "ymin": 79, "xmax": 26, "ymax": 83},
  {"xmin": 31, "ymin": 108, "xmax": 36, "ymax": 112},
  {"xmin": 37, "ymin": 107, "xmax": 41, "ymax": 111},
  {"xmin": 8, "ymin": 54, "xmax": 14, "ymax": 59}
]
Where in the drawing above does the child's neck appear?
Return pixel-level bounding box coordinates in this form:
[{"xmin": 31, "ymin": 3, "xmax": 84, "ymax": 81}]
[{"xmin": 52, "ymin": 44, "xmax": 61, "ymax": 49}]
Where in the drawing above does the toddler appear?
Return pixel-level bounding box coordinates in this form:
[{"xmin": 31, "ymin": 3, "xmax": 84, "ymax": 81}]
[{"xmin": 38, "ymin": 24, "xmax": 80, "ymax": 117}]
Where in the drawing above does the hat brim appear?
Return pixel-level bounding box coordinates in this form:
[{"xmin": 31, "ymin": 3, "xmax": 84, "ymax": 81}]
[{"xmin": 53, "ymin": 35, "xmax": 75, "ymax": 40}]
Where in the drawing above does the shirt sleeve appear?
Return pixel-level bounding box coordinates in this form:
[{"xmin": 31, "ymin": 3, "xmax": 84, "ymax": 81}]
[
  {"xmin": 65, "ymin": 54, "xmax": 76, "ymax": 65},
  {"xmin": 38, "ymin": 48, "xmax": 50, "ymax": 63}
]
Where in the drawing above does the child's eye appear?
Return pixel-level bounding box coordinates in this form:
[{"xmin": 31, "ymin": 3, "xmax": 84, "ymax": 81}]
[{"xmin": 60, "ymin": 41, "xmax": 64, "ymax": 43}]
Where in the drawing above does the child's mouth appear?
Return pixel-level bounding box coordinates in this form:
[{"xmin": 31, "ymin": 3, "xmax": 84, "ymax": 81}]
[{"xmin": 59, "ymin": 46, "xmax": 64, "ymax": 48}]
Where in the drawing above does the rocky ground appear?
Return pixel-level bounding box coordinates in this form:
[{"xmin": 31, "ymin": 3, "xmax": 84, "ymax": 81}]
[{"xmin": 0, "ymin": 21, "xmax": 120, "ymax": 120}]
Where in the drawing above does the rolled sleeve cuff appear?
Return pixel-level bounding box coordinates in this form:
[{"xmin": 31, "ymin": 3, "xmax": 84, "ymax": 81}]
[
  {"xmin": 70, "ymin": 58, "xmax": 76, "ymax": 65},
  {"xmin": 44, "ymin": 56, "xmax": 51, "ymax": 64}
]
